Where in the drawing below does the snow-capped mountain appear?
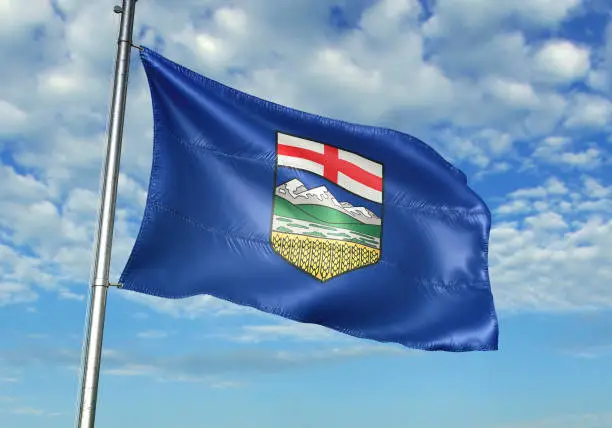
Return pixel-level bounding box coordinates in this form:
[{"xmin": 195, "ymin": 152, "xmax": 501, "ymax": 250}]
[{"xmin": 275, "ymin": 179, "xmax": 381, "ymax": 226}]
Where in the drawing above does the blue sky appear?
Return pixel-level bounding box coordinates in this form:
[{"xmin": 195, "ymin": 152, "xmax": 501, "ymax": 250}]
[{"xmin": 1, "ymin": 0, "xmax": 612, "ymax": 427}]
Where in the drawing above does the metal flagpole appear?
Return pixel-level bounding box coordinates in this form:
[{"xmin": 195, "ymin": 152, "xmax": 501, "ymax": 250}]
[{"xmin": 75, "ymin": 1, "xmax": 138, "ymax": 427}]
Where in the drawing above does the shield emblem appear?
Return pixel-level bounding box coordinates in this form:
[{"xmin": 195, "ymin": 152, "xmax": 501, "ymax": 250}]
[{"xmin": 270, "ymin": 132, "xmax": 383, "ymax": 282}]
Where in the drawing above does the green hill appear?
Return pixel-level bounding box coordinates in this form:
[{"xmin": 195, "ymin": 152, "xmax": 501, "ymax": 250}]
[{"xmin": 273, "ymin": 196, "xmax": 381, "ymax": 238}]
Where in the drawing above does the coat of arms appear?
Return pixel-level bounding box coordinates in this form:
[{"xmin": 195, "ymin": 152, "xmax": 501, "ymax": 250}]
[{"xmin": 270, "ymin": 132, "xmax": 384, "ymax": 282}]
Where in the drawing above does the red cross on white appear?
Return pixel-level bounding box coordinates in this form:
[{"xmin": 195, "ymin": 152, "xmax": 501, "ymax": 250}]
[{"xmin": 276, "ymin": 132, "xmax": 383, "ymax": 203}]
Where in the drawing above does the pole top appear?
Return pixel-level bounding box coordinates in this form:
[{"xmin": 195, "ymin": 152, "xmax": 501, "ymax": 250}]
[{"xmin": 114, "ymin": 0, "xmax": 138, "ymax": 14}]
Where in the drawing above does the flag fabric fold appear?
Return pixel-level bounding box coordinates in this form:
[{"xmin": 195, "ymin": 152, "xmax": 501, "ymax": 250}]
[{"xmin": 119, "ymin": 46, "xmax": 498, "ymax": 352}]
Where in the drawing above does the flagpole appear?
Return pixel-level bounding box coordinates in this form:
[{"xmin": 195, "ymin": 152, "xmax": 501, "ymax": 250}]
[{"xmin": 75, "ymin": 1, "xmax": 138, "ymax": 427}]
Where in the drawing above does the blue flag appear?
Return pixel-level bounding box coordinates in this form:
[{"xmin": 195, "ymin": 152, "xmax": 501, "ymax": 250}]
[{"xmin": 120, "ymin": 47, "xmax": 498, "ymax": 352}]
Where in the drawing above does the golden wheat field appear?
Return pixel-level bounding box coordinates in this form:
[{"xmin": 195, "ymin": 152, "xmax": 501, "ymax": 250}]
[{"xmin": 271, "ymin": 231, "xmax": 381, "ymax": 281}]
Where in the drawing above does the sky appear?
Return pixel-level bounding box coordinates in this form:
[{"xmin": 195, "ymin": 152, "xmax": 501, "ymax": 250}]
[{"xmin": 0, "ymin": 0, "xmax": 612, "ymax": 427}]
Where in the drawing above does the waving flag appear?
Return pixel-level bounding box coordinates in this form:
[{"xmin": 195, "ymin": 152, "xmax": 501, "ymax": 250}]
[{"xmin": 119, "ymin": 47, "xmax": 499, "ymax": 352}]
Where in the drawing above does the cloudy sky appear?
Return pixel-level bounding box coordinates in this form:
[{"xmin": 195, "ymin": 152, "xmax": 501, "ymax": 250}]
[{"xmin": 1, "ymin": 0, "xmax": 612, "ymax": 427}]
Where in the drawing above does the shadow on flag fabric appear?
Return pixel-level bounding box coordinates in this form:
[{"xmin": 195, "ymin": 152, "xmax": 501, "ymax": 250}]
[{"xmin": 120, "ymin": 47, "xmax": 499, "ymax": 352}]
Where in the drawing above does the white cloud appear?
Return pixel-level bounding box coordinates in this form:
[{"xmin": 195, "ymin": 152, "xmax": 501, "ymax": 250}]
[
  {"xmin": 225, "ymin": 323, "xmax": 339, "ymax": 343},
  {"xmin": 58, "ymin": 288, "xmax": 85, "ymax": 301},
  {"xmin": 13, "ymin": 407, "xmax": 45, "ymax": 416},
  {"xmin": 524, "ymin": 212, "xmax": 568, "ymax": 230},
  {"xmin": 0, "ymin": 100, "xmax": 27, "ymax": 135},
  {"xmin": 424, "ymin": 31, "xmax": 530, "ymax": 82},
  {"xmin": 120, "ymin": 292, "xmax": 256, "ymax": 319},
  {"xmin": 582, "ymin": 176, "xmax": 610, "ymax": 198},
  {"xmin": 423, "ymin": 0, "xmax": 580, "ymax": 39},
  {"xmin": 310, "ymin": 48, "xmax": 382, "ymax": 93},
  {"xmin": 2, "ymin": 342, "xmax": 408, "ymax": 386},
  {"xmin": 118, "ymin": 173, "xmax": 147, "ymax": 209},
  {"xmin": 434, "ymin": 128, "xmax": 518, "ymax": 169},
  {"xmin": 99, "ymin": 343, "xmax": 409, "ymax": 379},
  {"xmin": 209, "ymin": 380, "xmax": 244, "ymax": 389},
  {"xmin": 564, "ymin": 93, "xmax": 612, "ymax": 128},
  {"xmin": 0, "ymin": 0, "xmax": 56, "ymax": 37},
  {"xmin": 491, "ymin": 176, "xmax": 612, "ymax": 312},
  {"xmin": 533, "ymin": 136, "xmax": 571, "ymax": 160},
  {"xmin": 213, "ymin": 7, "xmax": 248, "ymax": 35},
  {"xmin": 0, "ymin": 165, "xmax": 51, "ymax": 202},
  {"xmin": 587, "ymin": 69, "xmax": 608, "ymax": 92},
  {"xmin": 532, "ymin": 134, "xmax": 604, "ymax": 170},
  {"xmin": 0, "ymin": 282, "xmax": 38, "ymax": 307},
  {"xmin": 483, "ymin": 77, "xmax": 539, "ymax": 108},
  {"xmin": 588, "ymin": 21, "xmax": 612, "ymax": 94},
  {"xmin": 532, "ymin": 39, "xmax": 591, "ymax": 84},
  {"xmin": 545, "ymin": 177, "xmax": 570, "ymax": 195},
  {"xmin": 9, "ymin": 403, "xmax": 63, "ymax": 418},
  {"xmin": 516, "ymin": 0, "xmax": 581, "ymax": 26},
  {"xmin": 190, "ymin": 31, "xmax": 230, "ymax": 67},
  {"xmin": 556, "ymin": 148, "xmax": 602, "ymax": 168},
  {"xmin": 496, "ymin": 199, "xmax": 531, "ymax": 215},
  {"xmin": 508, "ymin": 177, "xmax": 568, "ymax": 199},
  {"xmin": 137, "ymin": 330, "xmax": 169, "ymax": 339},
  {"xmin": 359, "ymin": 0, "xmax": 421, "ymax": 38}
]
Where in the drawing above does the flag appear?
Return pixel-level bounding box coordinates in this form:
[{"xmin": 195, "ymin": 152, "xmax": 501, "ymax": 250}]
[{"xmin": 120, "ymin": 47, "xmax": 498, "ymax": 352}]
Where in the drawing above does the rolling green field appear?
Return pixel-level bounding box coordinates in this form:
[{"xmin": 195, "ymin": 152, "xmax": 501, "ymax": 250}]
[{"xmin": 273, "ymin": 196, "xmax": 381, "ymax": 238}]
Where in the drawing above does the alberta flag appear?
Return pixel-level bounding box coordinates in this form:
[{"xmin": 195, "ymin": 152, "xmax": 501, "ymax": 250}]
[{"xmin": 120, "ymin": 47, "xmax": 499, "ymax": 352}]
